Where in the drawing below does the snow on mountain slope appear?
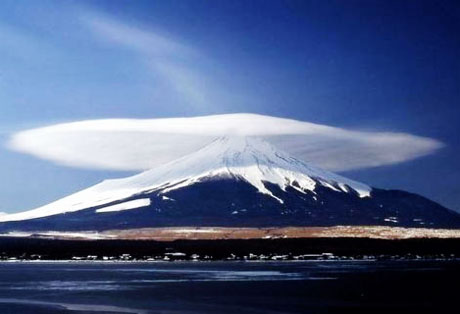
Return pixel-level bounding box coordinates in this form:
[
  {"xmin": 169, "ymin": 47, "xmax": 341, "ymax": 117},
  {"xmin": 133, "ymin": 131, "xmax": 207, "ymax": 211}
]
[
  {"xmin": 95, "ymin": 198, "xmax": 151, "ymax": 213},
  {"xmin": 0, "ymin": 136, "xmax": 371, "ymax": 222}
]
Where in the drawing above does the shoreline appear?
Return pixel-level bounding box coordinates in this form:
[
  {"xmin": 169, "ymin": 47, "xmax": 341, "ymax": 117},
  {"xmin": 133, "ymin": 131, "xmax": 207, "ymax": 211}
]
[
  {"xmin": 2, "ymin": 225, "xmax": 460, "ymax": 241},
  {"xmin": 1, "ymin": 256, "xmax": 460, "ymax": 263},
  {"xmin": 1, "ymin": 236, "xmax": 460, "ymax": 262}
]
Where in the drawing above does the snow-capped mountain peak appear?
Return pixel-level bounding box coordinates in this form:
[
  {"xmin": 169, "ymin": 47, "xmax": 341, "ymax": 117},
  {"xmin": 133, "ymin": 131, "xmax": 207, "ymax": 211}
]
[
  {"xmin": 0, "ymin": 136, "xmax": 371, "ymax": 222},
  {"xmin": 157, "ymin": 136, "xmax": 371, "ymax": 202}
]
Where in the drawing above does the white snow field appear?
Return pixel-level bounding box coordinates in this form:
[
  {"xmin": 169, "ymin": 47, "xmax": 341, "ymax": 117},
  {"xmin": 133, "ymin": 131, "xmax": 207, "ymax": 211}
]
[{"xmin": 0, "ymin": 136, "xmax": 371, "ymax": 222}]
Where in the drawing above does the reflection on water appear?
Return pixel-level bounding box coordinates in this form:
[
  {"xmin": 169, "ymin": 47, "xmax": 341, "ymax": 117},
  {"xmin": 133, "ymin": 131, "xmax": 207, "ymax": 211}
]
[
  {"xmin": 0, "ymin": 299, "xmax": 148, "ymax": 314},
  {"xmin": 0, "ymin": 260, "xmax": 458, "ymax": 313}
]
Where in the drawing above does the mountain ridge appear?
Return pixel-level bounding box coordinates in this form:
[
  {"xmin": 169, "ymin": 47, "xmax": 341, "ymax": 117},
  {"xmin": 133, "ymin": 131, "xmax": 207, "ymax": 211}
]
[
  {"xmin": 0, "ymin": 136, "xmax": 371, "ymax": 222},
  {"xmin": 0, "ymin": 136, "xmax": 459, "ymax": 232}
]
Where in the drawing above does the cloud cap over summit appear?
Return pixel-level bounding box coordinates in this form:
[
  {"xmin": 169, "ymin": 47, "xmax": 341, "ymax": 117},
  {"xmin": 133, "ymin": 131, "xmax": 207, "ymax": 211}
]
[{"xmin": 8, "ymin": 113, "xmax": 443, "ymax": 172}]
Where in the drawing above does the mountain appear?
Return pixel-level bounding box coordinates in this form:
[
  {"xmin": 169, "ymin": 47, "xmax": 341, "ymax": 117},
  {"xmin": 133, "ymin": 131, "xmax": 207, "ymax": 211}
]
[{"xmin": 1, "ymin": 136, "xmax": 459, "ymax": 232}]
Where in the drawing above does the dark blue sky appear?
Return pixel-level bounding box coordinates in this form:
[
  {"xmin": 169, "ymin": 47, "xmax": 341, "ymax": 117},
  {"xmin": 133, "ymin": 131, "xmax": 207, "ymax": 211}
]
[{"xmin": 0, "ymin": 0, "xmax": 459, "ymax": 213}]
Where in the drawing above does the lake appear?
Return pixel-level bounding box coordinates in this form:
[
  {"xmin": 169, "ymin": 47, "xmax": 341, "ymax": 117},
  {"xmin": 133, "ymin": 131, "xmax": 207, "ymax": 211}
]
[{"xmin": 0, "ymin": 260, "xmax": 458, "ymax": 313}]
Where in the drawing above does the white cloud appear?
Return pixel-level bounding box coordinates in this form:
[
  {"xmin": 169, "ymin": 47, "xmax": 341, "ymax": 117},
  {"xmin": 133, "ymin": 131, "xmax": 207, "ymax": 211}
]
[
  {"xmin": 82, "ymin": 13, "xmax": 209, "ymax": 109},
  {"xmin": 153, "ymin": 62, "xmax": 208, "ymax": 107},
  {"xmin": 84, "ymin": 15, "xmax": 195, "ymax": 57},
  {"xmin": 7, "ymin": 113, "xmax": 444, "ymax": 172}
]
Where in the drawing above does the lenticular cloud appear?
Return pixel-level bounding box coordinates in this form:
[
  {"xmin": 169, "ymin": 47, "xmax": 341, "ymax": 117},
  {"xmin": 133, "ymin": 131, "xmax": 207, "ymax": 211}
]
[{"xmin": 7, "ymin": 113, "xmax": 443, "ymax": 172}]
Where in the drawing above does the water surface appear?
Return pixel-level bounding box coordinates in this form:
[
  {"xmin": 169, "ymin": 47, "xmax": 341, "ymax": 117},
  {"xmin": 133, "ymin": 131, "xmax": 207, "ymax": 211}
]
[{"xmin": 0, "ymin": 260, "xmax": 458, "ymax": 313}]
